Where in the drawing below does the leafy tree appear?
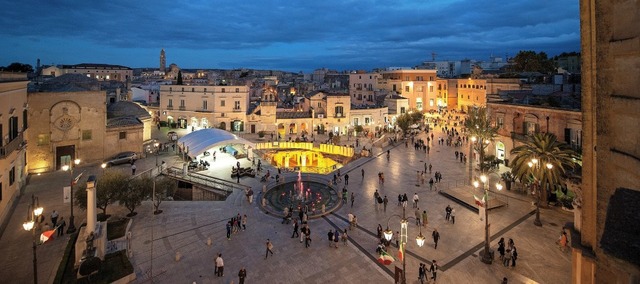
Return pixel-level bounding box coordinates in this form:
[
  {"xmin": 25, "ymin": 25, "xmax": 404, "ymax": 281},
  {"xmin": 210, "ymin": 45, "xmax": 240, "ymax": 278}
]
[
  {"xmin": 409, "ymin": 111, "xmax": 423, "ymax": 123},
  {"xmin": 176, "ymin": 70, "xmax": 183, "ymax": 85},
  {"xmin": 464, "ymin": 107, "xmax": 499, "ymax": 173},
  {"xmin": 119, "ymin": 176, "xmax": 153, "ymax": 217},
  {"xmin": 510, "ymin": 50, "xmax": 556, "ymax": 74},
  {"xmin": 153, "ymin": 176, "xmax": 177, "ymax": 214},
  {"xmin": 74, "ymin": 171, "xmax": 129, "ymax": 220},
  {"xmin": 510, "ymin": 132, "xmax": 578, "ymax": 225},
  {"xmin": 354, "ymin": 125, "xmax": 364, "ymax": 135},
  {"xmin": 1, "ymin": 62, "xmax": 33, "ymax": 73},
  {"xmin": 396, "ymin": 113, "xmax": 412, "ymax": 134}
]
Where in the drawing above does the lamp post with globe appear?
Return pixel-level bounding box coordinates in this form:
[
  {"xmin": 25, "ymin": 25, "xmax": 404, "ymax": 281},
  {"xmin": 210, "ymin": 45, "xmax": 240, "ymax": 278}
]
[
  {"xmin": 383, "ymin": 207, "xmax": 426, "ymax": 283},
  {"xmin": 62, "ymin": 158, "xmax": 81, "ymax": 233}
]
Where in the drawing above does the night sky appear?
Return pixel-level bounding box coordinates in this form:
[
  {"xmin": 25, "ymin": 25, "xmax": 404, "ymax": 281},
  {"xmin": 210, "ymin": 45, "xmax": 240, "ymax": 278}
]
[{"xmin": 0, "ymin": 0, "xmax": 580, "ymax": 72}]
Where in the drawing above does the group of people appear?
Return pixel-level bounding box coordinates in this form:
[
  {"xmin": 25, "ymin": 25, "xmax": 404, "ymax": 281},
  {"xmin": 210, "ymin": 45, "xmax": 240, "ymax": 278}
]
[
  {"xmin": 225, "ymin": 213, "xmax": 247, "ymax": 240},
  {"xmin": 497, "ymin": 237, "xmax": 518, "ymax": 267},
  {"xmin": 418, "ymin": 260, "xmax": 439, "ymax": 283},
  {"xmin": 326, "ymin": 228, "xmax": 349, "ymax": 248}
]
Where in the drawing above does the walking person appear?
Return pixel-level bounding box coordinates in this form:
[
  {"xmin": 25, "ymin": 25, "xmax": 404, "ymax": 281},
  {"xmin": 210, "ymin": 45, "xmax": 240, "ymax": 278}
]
[
  {"xmin": 327, "ymin": 230, "xmax": 334, "ymax": 247},
  {"xmin": 226, "ymin": 221, "xmax": 232, "ymax": 240},
  {"xmin": 432, "ymin": 229, "xmax": 440, "ymax": 249},
  {"xmin": 51, "ymin": 210, "xmax": 59, "ymax": 227},
  {"xmin": 344, "ymin": 173, "xmax": 349, "ymax": 185},
  {"xmin": 350, "ymin": 192, "xmax": 355, "ymax": 208},
  {"xmin": 415, "ymin": 207, "xmax": 421, "ymax": 226},
  {"xmin": 333, "ymin": 230, "xmax": 340, "ymax": 248},
  {"xmin": 450, "ymin": 208, "xmax": 456, "ymax": 224},
  {"xmin": 238, "ymin": 267, "xmax": 247, "ymax": 284},
  {"xmin": 292, "ymin": 219, "xmax": 300, "ymax": 238},
  {"xmin": 383, "ymin": 195, "xmax": 388, "ymax": 212},
  {"xmin": 397, "ymin": 194, "xmax": 402, "ymax": 206},
  {"xmin": 413, "ymin": 193, "xmax": 419, "ymax": 208},
  {"xmin": 265, "ymin": 239, "xmax": 274, "ymax": 259},
  {"xmin": 304, "ymin": 226, "xmax": 312, "ymax": 248},
  {"xmin": 498, "ymin": 237, "xmax": 506, "ymax": 261},
  {"xmin": 428, "ymin": 260, "xmax": 438, "ymax": 282},
  {"xmin": 215, "ymin": 253, "xmax": 224, "ymax": 277},
  {"xmin": 511, "ymin": 246, "xmax": 518, "ymax": 267},
  {"xmin": 56, "ymin": 216, "xmax": 66, "ymax": 237},
  {"xmin": 445, "ymin": 205, "xmax": 451, "ymax": 222},
  {"xmin": 361, "ymin": 168, "xmax": 364, "ymax": 181},
  {"xmin": 131, "ymin": 163, "xmax": 137, "ymax": 175},
  {"xmin": 341, "ymin": 229, "xmax": 348, "ymax": 246},
  {"xmin": 418, "ymin": 263, "xmax": 426, "ymax": 284},
  {"xmin": 422, "ymin": 210, "xmax": 428, "ymax": 228},
  {"xmin": 242, "ymin": 214, "xmax": 247, "ymax": 230}
]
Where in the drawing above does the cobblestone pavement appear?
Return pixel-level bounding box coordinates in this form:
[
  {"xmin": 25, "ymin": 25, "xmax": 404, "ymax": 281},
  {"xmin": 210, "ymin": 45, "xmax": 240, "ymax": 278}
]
[{"xmin": 0, "ymin": 120, "xmax": 573, "ymax": 284}]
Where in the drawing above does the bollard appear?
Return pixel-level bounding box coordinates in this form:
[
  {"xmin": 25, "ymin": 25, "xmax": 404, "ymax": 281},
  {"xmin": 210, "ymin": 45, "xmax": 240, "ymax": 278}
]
[
  {"xmin": 175, "ymin": 251, "xmax": 182, "ymax": 262},
  {"xmin": 207, "ymin": 237, "xmax": 212, "ymax": 246}
]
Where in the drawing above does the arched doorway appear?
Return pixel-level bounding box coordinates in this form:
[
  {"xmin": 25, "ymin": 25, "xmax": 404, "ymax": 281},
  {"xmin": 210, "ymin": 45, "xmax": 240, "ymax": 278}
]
[
  {"xmin": 289, "ymin": 123, "xmax": 297, "ymax": 134},
  {"xmin": 232, "ymin": 120, "xmax": 244, "ymax": 132},
  {"xmin": 277, "ymin": 123, "xmax": 286, "ymax": 139},
  {"xmin": 201, "ymin": 118, "xmax": 209, "ymax": 128},
  {"xmin": 300, "ymin": 122, "xmax": 308, "ymax": 135},
  {"xmin": 496, "ymin": 142, "xmax": 506, "ymax": 161},
  {"xmin": 219, "ymin": 121, "xmax": 226, "ymax": 130}
]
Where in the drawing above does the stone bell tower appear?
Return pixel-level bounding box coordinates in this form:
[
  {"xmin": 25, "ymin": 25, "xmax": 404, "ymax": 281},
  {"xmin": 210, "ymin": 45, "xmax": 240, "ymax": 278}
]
[{"xmin": 160, "ymin": 49, "xmax": 166, "ymax": 72}]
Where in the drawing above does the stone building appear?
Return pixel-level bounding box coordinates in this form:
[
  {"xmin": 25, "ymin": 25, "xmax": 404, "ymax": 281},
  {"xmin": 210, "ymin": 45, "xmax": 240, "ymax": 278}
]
[
  {"xmin": 451, "ymin": 78, "xmax": 487, "ymax": 112},
  {"xmin": 27, "ymin": 74, "xmax": 145, "ymax": 173},
  {"xmin": 572, "ymin": 0, "xmax": 640, "ymax": 282},
  {"xmin": 377, "ymin": 69, "xmax": 438, "ymax": 112},
  {"xmin": 486, "ymin": 102, "xmax": 581, "ymax": 164},
  {"xmin": 0, "ymin": 72, "xmax": 29, "ymax": 227},
  {"xmin": 349, "ymin": 72, "xmax": 379, "ymax": 106},
  {"xmin": 159, "ymin": 85, "xmax": 249, "ymax": 132},
  {"xmin": 40, "ymin": 63, "xmax": 132, "ymax": 82}
]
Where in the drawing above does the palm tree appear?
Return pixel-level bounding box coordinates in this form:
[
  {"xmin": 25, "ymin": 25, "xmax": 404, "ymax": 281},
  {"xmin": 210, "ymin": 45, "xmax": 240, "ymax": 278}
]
[{"xmin": 510, "ymin": 132, "xmax": 578, "ymax": 226}]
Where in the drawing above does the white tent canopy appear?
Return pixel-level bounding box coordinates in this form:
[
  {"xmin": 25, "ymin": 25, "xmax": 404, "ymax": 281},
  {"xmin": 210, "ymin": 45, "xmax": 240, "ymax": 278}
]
[{"xmin": 177, "ymin": 128, "xmax": 255, "ymax": 158}]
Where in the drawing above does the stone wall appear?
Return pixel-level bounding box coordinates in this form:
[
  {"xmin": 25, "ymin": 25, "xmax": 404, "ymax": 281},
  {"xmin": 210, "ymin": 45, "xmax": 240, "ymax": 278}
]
[{"xmin": 575, "ymin": 0, "xmax": 640, "ymax": 282}]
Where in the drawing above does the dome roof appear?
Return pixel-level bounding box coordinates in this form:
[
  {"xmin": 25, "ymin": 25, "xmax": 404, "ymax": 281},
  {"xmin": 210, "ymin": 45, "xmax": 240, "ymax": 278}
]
[{"xmin": 107, "ymin": 101, "xmax": 151, "ymax": 120}]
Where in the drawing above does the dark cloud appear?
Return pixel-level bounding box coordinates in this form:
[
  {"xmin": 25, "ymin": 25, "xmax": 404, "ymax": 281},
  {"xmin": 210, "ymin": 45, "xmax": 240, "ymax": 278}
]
[{"xmin": 0, "ymin": 0, "xmax": 579, "ymax": 71}]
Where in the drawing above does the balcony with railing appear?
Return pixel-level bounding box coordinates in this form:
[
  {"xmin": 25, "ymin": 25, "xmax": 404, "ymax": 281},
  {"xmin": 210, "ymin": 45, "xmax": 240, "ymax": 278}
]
[
  {"xmin": 179, "ymin": 106, "xmax": 186, "ymax": 111},
  {"xmin": 510, "ymin": 132, "xmax": 529, "ymax": 141},
  {"xmin": 232, "ymin": 107, "xmax": 242, "ymax": 112},
  {"xmin": 0, "ymin": 132, "xmax": 25, "ymax": 158}
]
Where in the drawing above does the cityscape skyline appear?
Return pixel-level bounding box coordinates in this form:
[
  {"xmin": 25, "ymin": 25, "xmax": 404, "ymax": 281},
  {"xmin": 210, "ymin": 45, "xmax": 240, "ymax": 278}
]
[{"xmin": 1, "ymin": 1, "xmax": 580, "ymax": 72}]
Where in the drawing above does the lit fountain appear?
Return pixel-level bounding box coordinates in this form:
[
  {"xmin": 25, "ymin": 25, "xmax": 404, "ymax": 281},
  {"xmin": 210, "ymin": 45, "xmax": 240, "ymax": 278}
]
[{"xmin": 262, "ymin": 171, "xmax": 340, "ymax": 218}]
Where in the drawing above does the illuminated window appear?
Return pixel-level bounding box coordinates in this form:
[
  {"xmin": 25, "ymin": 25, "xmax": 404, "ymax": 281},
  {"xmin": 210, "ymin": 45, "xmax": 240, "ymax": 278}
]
[{"xmin": 37, "ymin": 134, "xmax": 50, "ymax": 146}]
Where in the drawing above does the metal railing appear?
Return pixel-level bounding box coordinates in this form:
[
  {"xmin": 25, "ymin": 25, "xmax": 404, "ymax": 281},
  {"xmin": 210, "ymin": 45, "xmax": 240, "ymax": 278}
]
[
  {"xmin": 0, "ymin": 132, "xmax": 25, "ymax": 158},
  {"xmin": 510, "ymin": 132, "xmax": 529, "ymax": 141},
  {"xmin": 162, "ymin": 166, "xmax": 250, "ymax": 195}
]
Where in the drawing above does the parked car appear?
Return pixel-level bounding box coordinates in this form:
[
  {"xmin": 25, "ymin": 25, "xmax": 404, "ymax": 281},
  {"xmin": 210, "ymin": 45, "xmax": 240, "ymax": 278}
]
[{"xmin": 103, "ymin": 151, "xmax": 138, "ymax": 167}]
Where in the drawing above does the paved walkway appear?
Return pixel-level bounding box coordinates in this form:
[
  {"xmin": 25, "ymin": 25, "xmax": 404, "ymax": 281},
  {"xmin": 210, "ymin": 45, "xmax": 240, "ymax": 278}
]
[{"xmin": 0, "ymin": 120, "xmax": 573, "ymax": 284}]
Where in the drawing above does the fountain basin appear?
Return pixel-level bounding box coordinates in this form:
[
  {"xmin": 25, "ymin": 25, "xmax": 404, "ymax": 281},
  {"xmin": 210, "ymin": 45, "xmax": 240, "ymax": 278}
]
[{"xmin": 261, "ymin": 173, "xmax": 342, "ymax": 219}]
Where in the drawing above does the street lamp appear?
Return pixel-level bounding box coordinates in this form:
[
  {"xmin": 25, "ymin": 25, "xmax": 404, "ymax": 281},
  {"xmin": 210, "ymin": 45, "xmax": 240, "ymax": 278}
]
[
  {"xmin": 23, "ymin": 195, "xmax": 43, "ymax": 284},
  {"xmin": 528, "ymin": 158, "xmax": 553, "ymax": 226},
  {"xmin": 154, "ymin": 142, "xmax": 160, "ymax": 168},
  {"xmin": 383, "ymin": 207, "xmax": 425, "ymax": 283},
  {"xmin": 62, "ymin": 158, "xmax": 81, "ymax": 233},
  {"xmin": 101, "ymin": 163, "xmax": 106, "ymax": 175},
  {"xmin": 473, "ymin": 174, "xmax": 503, "ymax": 264}
]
